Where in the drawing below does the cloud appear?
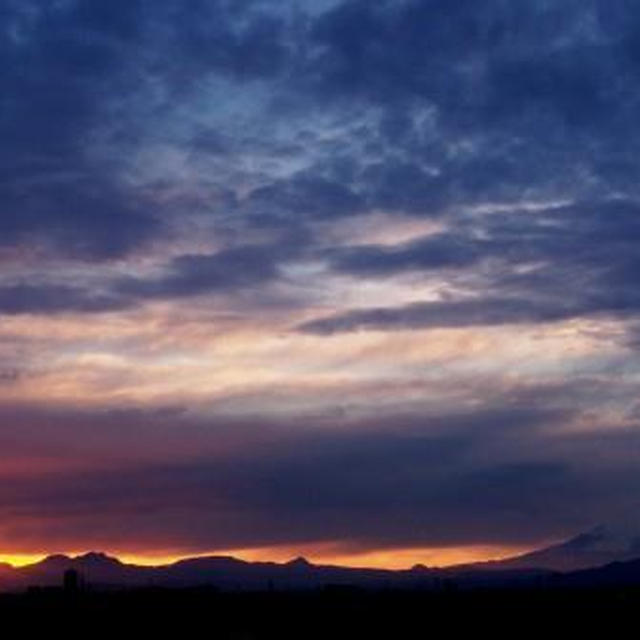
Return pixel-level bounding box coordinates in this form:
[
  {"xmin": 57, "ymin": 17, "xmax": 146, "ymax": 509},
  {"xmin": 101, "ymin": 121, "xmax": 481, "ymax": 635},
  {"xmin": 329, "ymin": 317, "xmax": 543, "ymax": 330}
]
[
  {"xmin": 4, "ymin": 0, "xmax": 638, "ymax": 266},
  {"xmin": 246, "ymin": 172, "xmax": 365, "ymax": 221},
  {"xmin": 0, "ymin": 395, "xmax": 636, "ymax": 553},
  {"xmin": 115, "ymin": 232, "xmax": 306, "ymax": 301},
  {"xmin": 298, "ymin": 297, "xmax": 572, "ymax": 335},
  {"xmin": 327, "ymin": 232, "xmax": 483, "ymax": 275},
  {"xmin": 0, "ymin": 180, "xmax": 162, "ymax": 261},
  {"xmin": 0, "ymin": 284, "xmax": 128, "ymax": 315},
  {"xmin": 0, "ymin": 230, "xmax": 309, "ymax": 316},
  {"xmin": 301, "ymin": 199, "xmax": 640, "ymax": 333},
  {"xmin": 4, "ymin": 0, "xmax": 640, "ymax": 559},
  {"xmin": 0, "ymin": 1, "xmax": 164, "ymax": 260}
]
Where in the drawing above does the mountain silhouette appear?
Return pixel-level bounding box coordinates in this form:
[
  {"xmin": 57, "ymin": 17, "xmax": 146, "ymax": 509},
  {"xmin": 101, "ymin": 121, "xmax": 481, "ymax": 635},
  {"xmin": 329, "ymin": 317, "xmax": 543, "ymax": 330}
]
[
  {"xmin": 557, "ymin": 557, "xmax": 640, "ymax": 587},
  {"xmin": 461, "ymin": 524, "xmax": 640, "ymax": 572},
  {"xmin": 285, "ymin": 557, "xmax": 313, "ymax": 570},
  {"xmin": 3, "ymin": 526, "xmax": 640, "ymax": 592},
  {"xmin": 0, "ymin": 552, "xmax": 542, "ymax": 592}
]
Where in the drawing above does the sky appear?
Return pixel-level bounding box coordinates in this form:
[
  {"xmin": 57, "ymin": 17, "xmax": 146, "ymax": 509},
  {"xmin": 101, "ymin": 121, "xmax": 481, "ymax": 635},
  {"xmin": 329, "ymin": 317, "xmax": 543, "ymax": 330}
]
[{"xmin": 1, "ymin": 0, "xmax": 640, "ymax": 569}]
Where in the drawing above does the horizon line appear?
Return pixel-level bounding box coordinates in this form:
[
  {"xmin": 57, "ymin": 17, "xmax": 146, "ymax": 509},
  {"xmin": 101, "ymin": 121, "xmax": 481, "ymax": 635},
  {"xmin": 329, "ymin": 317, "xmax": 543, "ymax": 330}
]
[{"xmin": 0, "ymin": 543, "xmax": 535, "ymax": 571}]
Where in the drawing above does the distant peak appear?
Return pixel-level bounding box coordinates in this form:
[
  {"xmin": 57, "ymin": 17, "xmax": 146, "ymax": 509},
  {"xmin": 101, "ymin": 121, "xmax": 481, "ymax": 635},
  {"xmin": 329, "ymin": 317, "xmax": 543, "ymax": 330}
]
[
  {"xmin": 171, "ymin": 555, "xmax": 246, "ymax": 568},
  {"xmin": 24, "ymin": 554, "xmax": 74, "ymax": 571},
  {"xmin": 75, "ymin": 551, "xmax": 121, "ymax": 565},
  {"xmin": 287, "ymin": 556, "xmax": 313, "ymax": 568},
  {"xmin": 562, "ymin": 526, "xmax": 608, "ymax": 550},
  {"xmin": 39, "ymin": 554, "xmax": 72, "ymax": 564}
]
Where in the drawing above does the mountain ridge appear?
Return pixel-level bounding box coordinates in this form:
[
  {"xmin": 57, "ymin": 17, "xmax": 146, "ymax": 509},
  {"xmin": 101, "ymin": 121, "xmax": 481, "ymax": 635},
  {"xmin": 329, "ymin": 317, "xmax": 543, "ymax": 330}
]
[
  {"xmin": 460, "ymin": 524, "xmax": 640, "ymax": 572},
  {"xmin": 3, "ymin": 526, "xmax": 640, "ymax": 592}
]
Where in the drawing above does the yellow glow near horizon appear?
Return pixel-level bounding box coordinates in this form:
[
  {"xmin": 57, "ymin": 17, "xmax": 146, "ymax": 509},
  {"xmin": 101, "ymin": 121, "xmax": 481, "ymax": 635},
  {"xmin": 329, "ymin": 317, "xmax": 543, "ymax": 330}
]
[
  {"xmin": 0, "ymin": 551, "xmax": 205, "ymax": 568},
  {"xmin": 0, "ymin": 553, "xmax": 49, "ymax": 567},
  {"xmin": 220, "ymin": 544, "xmax": 532, "ymax": 569},
  {"xmin": 0, "ymin": 544, "xmax": 531, "ymax": 570}
]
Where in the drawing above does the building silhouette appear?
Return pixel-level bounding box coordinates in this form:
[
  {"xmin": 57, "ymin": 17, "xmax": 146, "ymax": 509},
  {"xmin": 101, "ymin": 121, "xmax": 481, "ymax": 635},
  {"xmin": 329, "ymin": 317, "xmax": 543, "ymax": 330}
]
[{"xmin": 63, "ymin": 568, "xmax": 80, "ymax": 594}]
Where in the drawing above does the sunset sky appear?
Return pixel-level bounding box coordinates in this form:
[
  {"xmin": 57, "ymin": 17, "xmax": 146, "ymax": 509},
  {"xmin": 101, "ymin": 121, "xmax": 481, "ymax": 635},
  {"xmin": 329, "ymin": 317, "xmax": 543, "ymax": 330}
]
[{"xmin": 1, "ymin": 0, "xmax": 640, "ymax": 569}]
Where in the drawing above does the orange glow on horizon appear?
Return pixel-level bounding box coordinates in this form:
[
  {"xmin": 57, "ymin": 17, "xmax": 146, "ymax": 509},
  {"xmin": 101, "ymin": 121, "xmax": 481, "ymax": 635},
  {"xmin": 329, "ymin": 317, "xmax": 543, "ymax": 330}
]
[
  {"xmin": 216, "ymin": 544, "xmax": 532, "ymax": 569},
  {"xmin": 0, "ymin": 544, "xmax": 531, "ymax": 570}
]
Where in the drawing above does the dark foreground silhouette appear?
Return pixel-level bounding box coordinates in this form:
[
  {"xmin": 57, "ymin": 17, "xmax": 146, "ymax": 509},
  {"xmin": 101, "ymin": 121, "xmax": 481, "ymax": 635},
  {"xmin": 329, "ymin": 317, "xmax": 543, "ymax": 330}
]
[
  {"xmin": 4, "ymin": 528, "xmax": 640, "ymax": 636},
  {"xmin": 3, "ymin": 525, "xmax": 639, "ymax": 595},
  {"xmin": 2, "ymin": 584, "xmax": 639, "ymax": 638}
]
